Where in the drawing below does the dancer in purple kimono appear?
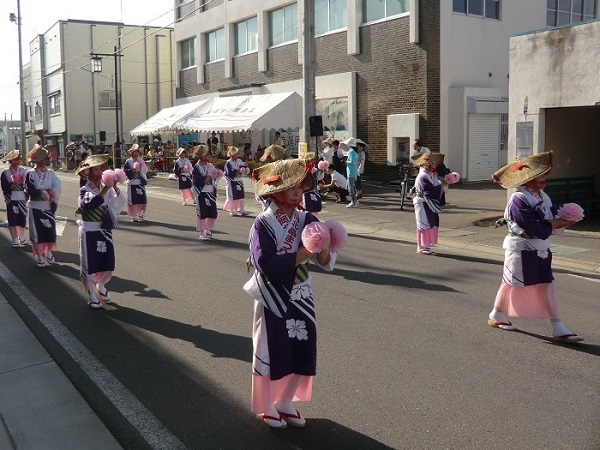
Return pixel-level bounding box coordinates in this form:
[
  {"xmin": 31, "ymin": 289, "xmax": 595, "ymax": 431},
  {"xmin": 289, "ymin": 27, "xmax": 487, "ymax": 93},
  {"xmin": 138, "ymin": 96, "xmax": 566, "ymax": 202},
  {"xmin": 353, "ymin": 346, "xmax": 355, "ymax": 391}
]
[
  {"xmin": 244, "ymin": 159, "xmax": 336, "ymax": 429},
  {"xmin": 223, "ymin": 146, "xmax": 249, "ymax": 216},
  {"xmin": 124, "ymin": 144, "xmax": 148, "ymax": 222},
  {"xmin": 76, "ymin": 155, "xmax": 126, "ymax": 309},
  {"xmin": 412, "ymin": 152, "xmax": 447, "ymax": 254},
  {"xmin": 488, "ymin": 151, "xmax": 583, "ymax": 342},
  {"xmin": 25, "ymin": 146, "xmax": 62, "ymax": 268},
  {"xmin": 301, "ymin": 152, "xmax": 324, "ymax": 216},
  {"xmin": 1, "ymin": 150, "xmax": 28, "ymax": 248},
  {"xmin": 174, "ymin": 147, "xmax": 194, "ymax": 205},
  {"xmin": 191, "ymin": 144, "xmax": 218, "ymax": 240}
]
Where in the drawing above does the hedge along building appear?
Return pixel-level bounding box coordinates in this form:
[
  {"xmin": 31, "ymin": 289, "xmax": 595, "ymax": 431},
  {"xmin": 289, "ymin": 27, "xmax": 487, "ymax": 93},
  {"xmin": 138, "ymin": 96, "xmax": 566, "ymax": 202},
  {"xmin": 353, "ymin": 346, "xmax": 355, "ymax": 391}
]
[
  {"xmin": 173, "ymin": 0, "xmax": 596, "ymax": 181},
  {"xmin": 508, "ymin": 20, "xmax": 600, "ymax": 191}
]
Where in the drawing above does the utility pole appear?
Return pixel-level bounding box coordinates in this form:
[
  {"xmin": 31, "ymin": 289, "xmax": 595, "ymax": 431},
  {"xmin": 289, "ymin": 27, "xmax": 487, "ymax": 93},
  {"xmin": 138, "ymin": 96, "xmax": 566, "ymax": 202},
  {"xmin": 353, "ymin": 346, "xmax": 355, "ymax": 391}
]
[
  {"xmin": 10, "ymin": 0, "xmax": 27, "ymax": 156},
  {"xmin": 301, "ymin": 0, "xmax": 316, "ymax": 150}
]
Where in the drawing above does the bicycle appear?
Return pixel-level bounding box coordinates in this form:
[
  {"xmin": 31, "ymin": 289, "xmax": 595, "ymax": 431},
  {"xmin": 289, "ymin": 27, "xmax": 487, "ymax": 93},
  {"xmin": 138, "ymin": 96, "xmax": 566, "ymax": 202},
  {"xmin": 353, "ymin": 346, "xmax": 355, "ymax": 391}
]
[{"xmin": 389, "ymin": 158, "xmax": 417, "ymax": 211}]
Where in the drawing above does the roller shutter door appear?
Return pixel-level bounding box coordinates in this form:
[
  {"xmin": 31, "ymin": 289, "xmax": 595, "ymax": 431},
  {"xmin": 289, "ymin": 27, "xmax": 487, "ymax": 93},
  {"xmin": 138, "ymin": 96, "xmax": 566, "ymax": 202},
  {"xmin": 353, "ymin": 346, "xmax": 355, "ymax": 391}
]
[{"xmin": 467, "ymin": 113, "xmax": 500, "ymax": 182}]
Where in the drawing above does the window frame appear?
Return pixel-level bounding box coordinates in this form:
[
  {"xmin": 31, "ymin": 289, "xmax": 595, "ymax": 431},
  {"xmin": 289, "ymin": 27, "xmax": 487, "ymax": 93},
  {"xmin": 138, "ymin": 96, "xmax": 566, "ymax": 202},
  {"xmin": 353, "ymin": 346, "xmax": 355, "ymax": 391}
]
[
  {"xmin": 268, "ymin": 3, "xmax": 298, "ymax": 47},
  {"xmin": 48, "ymin": 93, "xmax": 61, "ymax": 116},
  {"xmin": 452, "ymin": 0, "xmax": 501, "ymax": 20},
  {"xmin": 362, "ymin": 0, "xmax": 411, "ymax": 25},
  {"xmin": 315, "ymin": 0, "xmax": 347, "ymax": 36},
  {"xmin": 180, "ymin": 37, "xmax": 197, "ymax": 70},
  {"xmin": 546, "ymin": 0, "xmax": 597, "ymax": 26},
  {"xmin": 234, "ymin": 16, "xmax": 258, "ymax": 56},
  {"xmin": 177, "ymin": 0, "xmax": 196, "ymax": 21},
  {"xmin": 98, "ymin": 91, "xmax": 121, "ymax": 109},
  {"xmin": 206, "ymin": 28, "xmax": 225, "ymax": 63}
]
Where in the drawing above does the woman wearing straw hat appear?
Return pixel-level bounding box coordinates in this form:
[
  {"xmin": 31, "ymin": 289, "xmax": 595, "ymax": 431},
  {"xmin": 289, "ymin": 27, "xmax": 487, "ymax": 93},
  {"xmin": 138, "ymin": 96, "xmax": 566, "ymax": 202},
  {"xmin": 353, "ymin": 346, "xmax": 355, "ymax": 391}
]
[
  {"xmin": 1, "ymin": 150, "xmax": 28, "ymax": 248},
  {"xmin": 223, "ymin": 146, "xmax": 250, "ymax": 216},
  {"xmin": 24, "ymin": 146, "xmax": 62, "ymax": 267},
  {"xmin": 300, "ymin": 152, "xmax": 325, "ymax": 216},
  {"xmin": 76, "ymin": 154, "xmax": 126, "ymax": 309},
  {"xmin": 259, "ymin": 144, "xmax": 286, "ymax": 164},
  {"xmin": 191, "ymin": 144, "xmax": 219, "ymax": 240},
  {"xmin": 244, "ymin": 159, "xmax": 336, "ymax": 429},
  {"xmin": 412, "ymin": 152, "xmax": 447, "ymax": 255},
  {"xmin": 488, "ymin": 151, "xmax": 583, "ymax": 342},
  {"xmin": 123, "ymin": 144, "xmax": 148, "ymax": 222},
  {"xmin": 174, "ymin": 147, "xmax": 194, "ymax": 205},
  {"xmin": 256, "ymin": 144, "xmax": 288, "ymax": 211}
]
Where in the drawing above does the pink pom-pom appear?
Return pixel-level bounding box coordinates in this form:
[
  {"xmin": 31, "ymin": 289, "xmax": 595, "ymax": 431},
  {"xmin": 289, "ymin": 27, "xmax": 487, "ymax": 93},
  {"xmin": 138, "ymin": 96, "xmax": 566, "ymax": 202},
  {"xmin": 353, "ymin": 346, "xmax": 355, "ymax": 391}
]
[
  {"xmin": 102, "ymin": 170, "xmax": 116, "ymax": 187},
  {"xmin": 183, "ymin": 166, "xmax": 189, "ymax": 173},
  {"xmin": 41, "ymin": 190, "xmax": 50, "ymax": 201},
  {"xmin": 114, "ymin": 168, "xmax": 126, "ymax": 184},
  {"xmin": 217, "ymin": 169, "xmax": 224, "ymax": 178},
  {"xmin": 325, "ymin": 220, "xmax": 348, "ymax": 252},
  {"xmin": 444, "ymin": 172, "xmax": 461, "ymax": 184},
  {"xmin": 317, "ymin": 160, "xmax": 329, "ymax": 171},
  {"xmin": 557, "ymin": 202, "xmax": 584, "ymax": 221},
  {"xmin": 301, "ymin": 222, "xmax": 331, "ymax": 253},
  {"xmin": 209, "ymin": 168, "xmax": 220, "ymax": 178},
  {"xmin": 11, "ymin": 174, "xmax": 20, "ymax": 184},
  {"xmin": 239, "ymin": 167, "xmax": 249, "ymax": 175},
  {"xmin": 133, "ymin": 161, "xmax": 141, "ymax": 171}
]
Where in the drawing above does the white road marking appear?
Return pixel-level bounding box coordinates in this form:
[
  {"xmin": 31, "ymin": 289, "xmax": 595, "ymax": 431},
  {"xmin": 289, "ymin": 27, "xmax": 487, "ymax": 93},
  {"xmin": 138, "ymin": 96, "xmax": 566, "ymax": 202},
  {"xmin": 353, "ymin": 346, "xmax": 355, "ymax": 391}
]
[
  {"xmin": 55, "ymin": 215, "xmax": 68, "ymax": 236},
  {"xmin": 0, "ymin": 261, "xmax": 187, "ymax": 450},
  {"xmin": 568, "ymin": 274, "xmax": 600, "ymax": 283}
]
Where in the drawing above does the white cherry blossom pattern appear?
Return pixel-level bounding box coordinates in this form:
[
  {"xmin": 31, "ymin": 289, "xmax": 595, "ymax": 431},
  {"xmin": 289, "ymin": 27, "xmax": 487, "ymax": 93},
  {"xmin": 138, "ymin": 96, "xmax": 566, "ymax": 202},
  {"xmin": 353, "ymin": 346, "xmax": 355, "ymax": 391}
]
[
  {"xmin": 291, "ymin": 284, "xmax": 311, "ymax": 302},
  {"xmin": 286, "ymin": 319, "xmax": 308, "ymax": 341},
  {"xmin": 97, "ymin": 241, "xmax": 107, "ymax": 253},
  {"xmin": 537, "ymin": 250, "xmax": 549, "ymax": 259},
  {"xmin": 40, "ymin": 218, "xmax": 52, "ymax": 228}
]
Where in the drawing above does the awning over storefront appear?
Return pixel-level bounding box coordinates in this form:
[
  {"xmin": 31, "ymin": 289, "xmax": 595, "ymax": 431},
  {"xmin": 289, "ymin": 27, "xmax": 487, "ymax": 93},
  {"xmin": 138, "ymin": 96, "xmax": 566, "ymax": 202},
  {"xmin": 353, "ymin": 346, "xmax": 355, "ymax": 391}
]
[
  {"xmin": 129, "ymin": 100, "xmax": 210, "ymax": 137},
  {"xmin": 175, "ymin": 92, "xmax": 303, "ymax": 134}
]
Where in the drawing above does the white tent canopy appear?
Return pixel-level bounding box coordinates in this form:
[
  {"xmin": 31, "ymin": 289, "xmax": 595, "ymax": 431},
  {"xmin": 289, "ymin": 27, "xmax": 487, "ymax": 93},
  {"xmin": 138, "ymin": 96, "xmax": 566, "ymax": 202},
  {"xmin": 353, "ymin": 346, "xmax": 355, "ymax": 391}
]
[
  {"xmin": 129, "ymin": 100, "xmax": 210, "ymax": 137},
  {"xmin": 175, "ymin": 92, "xmax": 303, "ymax": 134}
]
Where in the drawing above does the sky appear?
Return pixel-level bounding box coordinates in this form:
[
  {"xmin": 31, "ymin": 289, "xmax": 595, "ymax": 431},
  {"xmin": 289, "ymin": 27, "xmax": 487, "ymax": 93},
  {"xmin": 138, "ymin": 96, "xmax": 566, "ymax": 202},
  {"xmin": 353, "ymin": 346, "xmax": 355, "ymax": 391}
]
[{"xmin": 0, "ymin": 0, "xmax": 173, "ymax": 121}]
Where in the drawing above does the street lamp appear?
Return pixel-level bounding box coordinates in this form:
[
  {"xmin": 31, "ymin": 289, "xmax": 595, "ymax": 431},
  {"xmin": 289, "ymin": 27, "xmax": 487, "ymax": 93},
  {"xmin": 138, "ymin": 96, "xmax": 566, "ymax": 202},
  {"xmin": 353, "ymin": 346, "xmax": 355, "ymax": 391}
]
[
  {"xmin": 9, "ymin": 0, "xmax": 27, "ymax": 157},
  {"xmin": 90, "ymin": 46, "xmax": 123, "ymax": 167}
]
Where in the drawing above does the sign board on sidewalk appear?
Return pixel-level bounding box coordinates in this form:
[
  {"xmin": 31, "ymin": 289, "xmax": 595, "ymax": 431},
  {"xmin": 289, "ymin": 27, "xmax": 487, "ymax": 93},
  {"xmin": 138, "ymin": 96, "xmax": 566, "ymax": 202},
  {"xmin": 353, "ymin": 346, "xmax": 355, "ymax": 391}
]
[{"xmin": 516, "ymin": 121, "xmax": 533, "ymax": 157}]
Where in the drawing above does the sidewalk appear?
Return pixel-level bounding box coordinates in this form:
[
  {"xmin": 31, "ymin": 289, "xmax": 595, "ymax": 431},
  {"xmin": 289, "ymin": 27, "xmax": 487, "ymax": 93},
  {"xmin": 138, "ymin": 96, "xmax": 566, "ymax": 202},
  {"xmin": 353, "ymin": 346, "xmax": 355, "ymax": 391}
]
[{"xmin": 0, "ymin": 292, "xmax": 122, "ymax": 450}]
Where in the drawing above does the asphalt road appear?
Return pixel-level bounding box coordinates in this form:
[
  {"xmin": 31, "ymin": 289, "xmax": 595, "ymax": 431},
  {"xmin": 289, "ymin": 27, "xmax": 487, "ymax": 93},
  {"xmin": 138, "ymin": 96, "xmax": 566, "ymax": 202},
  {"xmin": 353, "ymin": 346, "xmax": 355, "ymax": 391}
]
[{"xmin": 1, "ymin": 174, "xmax": 599, "ymax": 449}]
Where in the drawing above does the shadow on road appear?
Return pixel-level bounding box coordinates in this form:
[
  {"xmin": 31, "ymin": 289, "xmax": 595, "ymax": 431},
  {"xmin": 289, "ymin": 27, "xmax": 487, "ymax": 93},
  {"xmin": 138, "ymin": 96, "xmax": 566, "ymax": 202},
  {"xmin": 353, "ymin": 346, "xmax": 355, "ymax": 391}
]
[{"xmin": 516, "ymin": 330, "xmax": 600, "ymax": 356}]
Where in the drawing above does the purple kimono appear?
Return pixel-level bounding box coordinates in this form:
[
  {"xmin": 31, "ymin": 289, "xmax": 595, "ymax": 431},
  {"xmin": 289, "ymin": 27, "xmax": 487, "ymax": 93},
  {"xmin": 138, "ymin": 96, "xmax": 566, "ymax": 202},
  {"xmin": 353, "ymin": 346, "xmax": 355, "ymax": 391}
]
[
  {"xmin": 174, "ymin": 158, "xmax": 193, "ymax": 190},
  {"xmin": 192, "ymin": 161, "xmax": 218, "ymax": 220},
  {"xmin": 1, "ymin": 166, "xmax": 28, "ymax": 229},
  {"xmin": 224, "ymin": 158, "xmax": 246, "ymax": 201}
]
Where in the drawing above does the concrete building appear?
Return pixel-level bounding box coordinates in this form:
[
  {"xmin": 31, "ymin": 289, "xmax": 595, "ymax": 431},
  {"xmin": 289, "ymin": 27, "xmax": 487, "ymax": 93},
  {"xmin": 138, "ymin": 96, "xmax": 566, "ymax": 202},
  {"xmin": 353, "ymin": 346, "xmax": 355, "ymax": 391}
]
[
  {"xmin": 0, "ymin": 120, "xmax": 22, "ymax": 155},
  {"xmin": 172, "ymin": 0, "xmax": 598, "ymax": 181},
  {"xmin": 508, "ymin": 19, "xmax": 600, "ymax": 185},
  {"xmin": 25, "ymin": 19, "xmax": 174, "ymax": 163}
]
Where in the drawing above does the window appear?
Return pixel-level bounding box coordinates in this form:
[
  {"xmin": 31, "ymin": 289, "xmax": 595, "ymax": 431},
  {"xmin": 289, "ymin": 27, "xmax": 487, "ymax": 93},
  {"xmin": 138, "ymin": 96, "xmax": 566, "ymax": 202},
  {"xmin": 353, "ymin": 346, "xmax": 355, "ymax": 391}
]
[
  {"xmin": 48, "ymin": 93, "xmax": 61, "ymax": 116},
  {"xmin": 269, "ymin": 4, "xmax": 298, "ymax": 46},
  {"xmin": 99, "ymin": 91, "xmax": 120, "ymax": 109},
  {"xmin": 363, "ymin": 0, "xmax": 410, "ymax": 23},
  {"xmin": 452, "ymin": 0, "xmax": 500, "ymax": 19},
  {"xmin": 235, "ymin": 17, "xmax": 258, "ymax": 55},
  {"xmin": 180, "ymin": 37, "xmax": 196, "ymax": 69},
  {"xmin": 206, "ymin": 28, "xmax": 225, "ymax": 62},
  {"xmin": 315, "ymin": 0, "xmax": 347, "ymax": 35},
  {"xmin": 177, "ymin": 0, "xmax": 195, "ymax": 21},
  {"xmin": 547, "ymin": 0, "xmax": 597, "ymax": 26},
  {"xmin": 34, "ymin": 102, "xmax": 42, "ymax": 121}
]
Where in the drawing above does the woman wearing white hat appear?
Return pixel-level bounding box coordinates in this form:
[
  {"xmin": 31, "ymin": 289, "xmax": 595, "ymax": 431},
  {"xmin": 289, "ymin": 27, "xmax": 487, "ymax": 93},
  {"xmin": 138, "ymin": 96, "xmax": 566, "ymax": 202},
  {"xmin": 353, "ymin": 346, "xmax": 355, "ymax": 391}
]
[
  {"xmin": 24, "ymin": 146, "xmax": 62, "ymax": 267},
  {"xmin": 123, "ymin": 144, "xmax": 148, "ymax": 222},
  {"xmin": 1, "ymin": 150, "xmax": 28, "ymax": 247}
]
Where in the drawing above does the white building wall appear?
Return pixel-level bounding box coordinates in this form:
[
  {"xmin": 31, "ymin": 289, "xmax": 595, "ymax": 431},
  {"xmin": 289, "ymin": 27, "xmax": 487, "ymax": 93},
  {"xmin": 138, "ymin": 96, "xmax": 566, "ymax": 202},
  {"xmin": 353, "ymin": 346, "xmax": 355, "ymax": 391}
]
[
  {"xmin": 509, "ymin": 20, "xmax": 600, "ymax": 173},
  {"xmin": 439, "ymin": 0, "xmax": 548, "ymax": 178}
]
